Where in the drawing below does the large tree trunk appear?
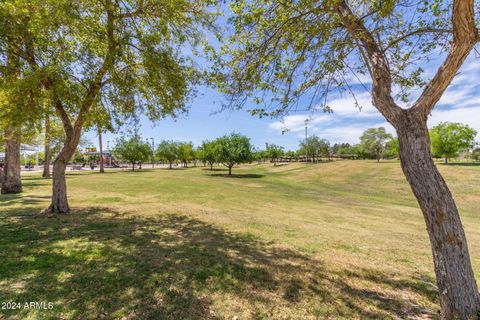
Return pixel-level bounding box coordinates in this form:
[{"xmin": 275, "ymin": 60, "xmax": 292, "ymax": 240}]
[
  {"xmin": 48, "ymin": 158, "xmax": 69, "ymax": 213},
  {"xmin": 46, "ymin": 142, "xmax": 77, "ymax": 213},
  {"xmin": 1, "ymin": 127, "xmax": 22, "ymax": 194},
  {"xmin": 42, "ymin": 113, "xmax": 51, "ymax": 178},
  {"xmin": 98, "ymin": 125, "xmax": 104, "ymax": 173},
  {"xmin": 45, "ymin": 135, "xmax": 78, "ymax": 214},
  {"xmin": 2, "ymin": 41, "xmax": 22, "ymax": 194},
  {"xmin": 396, "ymin": 114, "xmax": 480, "ymax": 319}
]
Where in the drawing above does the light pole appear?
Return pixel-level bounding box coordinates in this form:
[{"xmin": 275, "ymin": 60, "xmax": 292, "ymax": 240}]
[
  {"xmin": 305, "ymin": 119, "xmax": 309, "ymax": 165},
  {"xmin": 150, "ymin": 137, "xmax": 155, "ymax": 168},
  {"xmin": 107, "ymin": 140, "xmax": 112, "ymax": 167},
  {"xmin": 35, "ymin": 136, "xmax": 39, "ymax": 171}
]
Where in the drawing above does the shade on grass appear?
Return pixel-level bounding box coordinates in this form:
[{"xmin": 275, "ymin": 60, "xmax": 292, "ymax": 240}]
[{"xmin": 1, "ymin": 161, "xmax": 479, "ymax": 319}]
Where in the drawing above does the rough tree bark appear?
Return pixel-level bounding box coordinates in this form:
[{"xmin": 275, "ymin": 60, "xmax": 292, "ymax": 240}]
[
  {"xmin": 1, "ymin": 127, "xmax": 22, "ymax": 194},
  {"xmin": 49, "ymin": 156, "xmax": 70, "ymax": 213},
  {"xmin": 46, "ymin": 114, "xmax": 82, "ymax": 214},
  {"xmin": 396, "ymin": 111, "xmax": 480, "ymax": 318},
  {"xmin": 42, "ymin": 112, "xmax": 51, "ymax": 178},
  {"xmin": 2, "ymin": 34, "xmax": 22, "ymax": 194}
]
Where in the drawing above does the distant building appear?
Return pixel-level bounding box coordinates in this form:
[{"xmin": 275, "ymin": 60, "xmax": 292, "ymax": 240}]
[{"xmin": 83, "ymin": 146, "xmax": 118, "ymax": 167}]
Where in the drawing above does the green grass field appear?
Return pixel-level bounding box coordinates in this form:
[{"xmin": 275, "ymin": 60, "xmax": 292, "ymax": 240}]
[{"xmin": 1, "ymin": 161, "xmax": 480, "ymax": 319}]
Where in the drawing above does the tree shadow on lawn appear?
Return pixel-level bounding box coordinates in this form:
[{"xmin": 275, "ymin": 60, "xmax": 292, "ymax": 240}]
[
  {"xmin": 201, "ymin": 168, "xmax": 228, "ymax": 172},
  {"xmin": 439, "ymin": 162, "xmax": 480, "ymax": 167},
  {"xmin": 0, "ymin": 207, "xmax": 439, "ymax": 319},
  {"xmin": 207, "ymin": 173, "xmax": 265, "ymax": 179},
  {"xmin": 271, "ymin": 163, "xmax": 290, "ymax": 167},
  {"xmin": 0, "ymin": 193, "xmax": 50, "ymax": 206},
  {"xmin": 14, "ymin": 175, "xmax": 52, "ymax": 189}
]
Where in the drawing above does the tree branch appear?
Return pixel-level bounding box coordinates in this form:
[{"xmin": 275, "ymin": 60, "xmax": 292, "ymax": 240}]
[
  {"xmin": 53, "ymin": 98, "xmax": 74, "ymax": 140},
  {"xmin": 73, "ymin": 0, "xmax": 117, "ymax": 133},
  {"xmin": 334, "ymin": 0, "xmax": 401, "ymax": 125},
  {"xmin": 412, "ymin": 0, "xmax": 478, "ymax": 119},
  {"xmin": 384, "ymin": 28, "xmax": 451, "ymax": 52}
]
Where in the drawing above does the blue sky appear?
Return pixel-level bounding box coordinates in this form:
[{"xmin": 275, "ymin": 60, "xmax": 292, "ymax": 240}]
[{"xmin": 84, "ymin": 51, "xmax": 480, "ymax": 152}]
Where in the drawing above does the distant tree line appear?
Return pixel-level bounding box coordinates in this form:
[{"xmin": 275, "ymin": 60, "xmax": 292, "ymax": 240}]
[{"xmin": 110, "ymin": 122, "xmax": 479, "ymax": 173}]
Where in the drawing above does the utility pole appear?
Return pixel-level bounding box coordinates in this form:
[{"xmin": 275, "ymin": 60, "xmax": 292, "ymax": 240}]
[
  {"xmin": 35, "ymin": 136, "xmax": 39, "ymax": 171},
  {"xmin": 305, "ymin": 119, "xmax": 309, "ymax": 165},
  {"xmin": 106, "ymin": 140, "xmax": 111, "ymax": 167},
  {"xmin": 150, "ymin": 137, "xmax": 155, "ymax": 168}
]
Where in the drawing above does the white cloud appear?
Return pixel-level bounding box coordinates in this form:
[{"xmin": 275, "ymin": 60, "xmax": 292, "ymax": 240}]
[
  {"xmin": 318, "ymin": 125, "xmax": 379, "ymax": 144},
  {"xmin": 325, "ymin": 92, "xmax": 379, "ymax": 117},
  {"xmin": 269, "ymin": 54, "xmax": 480, "ymax": 144},
  {"xmin": 343, "ymin": 70, "xmax": 372, "ymax": 86},
  {"xmin": 269, "ymin": 114, "xmax": 331, "ymax": 134},
  {"xmin": 429, "ymin": 106, "xmax": 480, "ymax": 138},
  {"xmin": 435, "ymin": 55, "xmax": 480, "ymax": 107},
  {"xmin": 269, "ymin": 91, "xmax": 385, "ymax": 143}
]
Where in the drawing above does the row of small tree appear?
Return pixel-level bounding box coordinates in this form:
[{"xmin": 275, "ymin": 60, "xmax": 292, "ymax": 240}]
[
  {"xmin": 325, "ymin": 123, "xmax": 477, "ymax": 164},
  {"xmin": 111, "ymin": 121, "xmax": 478, "ymax": 174},
  {"xmin": 112, "ymin": 133, "xmax": 254, "ymax": 175}
]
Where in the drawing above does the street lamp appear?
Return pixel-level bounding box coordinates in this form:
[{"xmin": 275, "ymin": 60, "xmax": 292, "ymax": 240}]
[
  {"xmin": 35, "ymin": 136, "xmax": 39, "ymax": 171},
  {"xmin": 305, "ymin": 119, "xmax": 309, "ymax": 165},
  {"xmin": 107, "ymin": 140, "xmax": 112, "ymax": 167}
]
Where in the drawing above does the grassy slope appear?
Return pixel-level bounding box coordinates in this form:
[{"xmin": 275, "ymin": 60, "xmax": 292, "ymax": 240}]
[{"xmin": 1, "ymin": 161, "xmax": 479, "ymax": 319}]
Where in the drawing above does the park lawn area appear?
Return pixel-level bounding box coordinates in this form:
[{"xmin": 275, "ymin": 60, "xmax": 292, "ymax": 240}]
[{"xmin": 1, "ymin": 161, "xmax": 480, "ymax": 319}]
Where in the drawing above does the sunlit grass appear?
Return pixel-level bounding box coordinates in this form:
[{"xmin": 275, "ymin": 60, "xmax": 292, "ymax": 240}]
[{"xmin": 1, "ymin": 160, "xmax": 479, "ymax": 319}]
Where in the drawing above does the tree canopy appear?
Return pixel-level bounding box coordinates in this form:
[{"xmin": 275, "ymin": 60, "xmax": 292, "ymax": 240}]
[
  {"xmin": 265, "ymin": 143, "xmax": 284, "ymax": 165},
  {"xmin": 156, "ymin": 140, "xmax": 179, "ymax": 169},
  {"xmin": 299, "ymin": 135, "xmax": 330, "ymax": 162},
  {"xmin": 359, "ymin": 127, "xmax": 393, "ymax": 162},
  {"xmin": 113, "ymin": 135, "xmax": 151, "ymax": 171},
  {"xmin": 215, "ymin": 133, "xmax": 253, "ymax": 175},
  {"xmin": 198, "ymin": 140, "xmax": 219, "ymax": 170},
  {"xmin": 177, "ymin": 142, "xmax": 194, "ymax": 167},
  {"xmin": 213, "ymin": 0, "xmax": 455, "ymax": 117},
  {"xmin": 0, "ymin": 0, "xmax": 219, "ymax": 212},
  {"xmin": 430, "ymin": 122, "xmax": 477, "ymax": 163}
]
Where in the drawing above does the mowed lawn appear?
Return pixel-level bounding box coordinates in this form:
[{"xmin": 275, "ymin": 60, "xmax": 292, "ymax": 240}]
[{"xmin": 1, "ymin": 161, "xmax": 480, "ymax": 319}]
